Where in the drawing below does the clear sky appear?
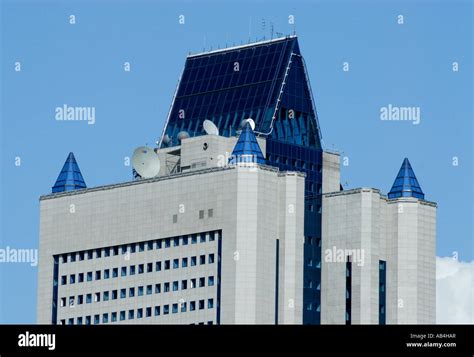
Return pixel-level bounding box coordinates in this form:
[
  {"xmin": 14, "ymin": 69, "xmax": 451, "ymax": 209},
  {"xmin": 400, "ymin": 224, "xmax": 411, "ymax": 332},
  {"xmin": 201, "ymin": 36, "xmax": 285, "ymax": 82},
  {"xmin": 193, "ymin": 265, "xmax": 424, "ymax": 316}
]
[{"xmin": 1, "ymin": 0, "xmax": 472, "ymax": 323}]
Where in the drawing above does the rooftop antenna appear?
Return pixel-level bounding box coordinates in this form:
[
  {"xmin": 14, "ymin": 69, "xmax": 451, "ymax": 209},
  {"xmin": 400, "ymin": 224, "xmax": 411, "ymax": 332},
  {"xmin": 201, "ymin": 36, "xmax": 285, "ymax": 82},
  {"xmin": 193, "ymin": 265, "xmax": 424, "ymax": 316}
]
[
  {"xmin": 248, "ymin": 16, "xmax": 252, "ymax": 42},
  {"xmin": 293, "ymin": 7, "xmax": 297, "ymax": 35},
  {"xmin": 270, "ymin": 22, "xmax": 274, "ymax": 39}
]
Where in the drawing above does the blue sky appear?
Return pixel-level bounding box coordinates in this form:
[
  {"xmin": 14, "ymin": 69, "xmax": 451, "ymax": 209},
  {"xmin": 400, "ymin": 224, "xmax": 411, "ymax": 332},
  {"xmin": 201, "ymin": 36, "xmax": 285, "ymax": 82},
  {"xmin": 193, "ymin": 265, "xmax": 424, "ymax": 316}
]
[{"xmin": 1, "ymin": 0, "xmax": 472, "ymax": 323}]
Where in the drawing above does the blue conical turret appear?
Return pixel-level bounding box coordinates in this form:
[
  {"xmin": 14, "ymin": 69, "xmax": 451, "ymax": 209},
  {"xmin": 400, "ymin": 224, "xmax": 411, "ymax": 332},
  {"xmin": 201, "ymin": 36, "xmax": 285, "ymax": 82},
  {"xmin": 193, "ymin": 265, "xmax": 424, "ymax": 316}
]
[
  {"xmin": 52, "ymin": 152, "xmax": 87, "ymax": 193},
  {"xmin": 388, "ymin": 158, "xmax": 424, "ymax": 199},
  {"xmin": 229, "ymin": 123, "xmax": 266, "ymax": 165}
]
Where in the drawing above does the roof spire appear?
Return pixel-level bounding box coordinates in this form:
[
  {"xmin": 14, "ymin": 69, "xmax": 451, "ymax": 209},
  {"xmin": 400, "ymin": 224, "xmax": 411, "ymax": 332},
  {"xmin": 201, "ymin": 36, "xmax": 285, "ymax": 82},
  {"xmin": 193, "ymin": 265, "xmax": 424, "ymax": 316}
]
[
  {"xmin": 52, "ymin": 152, "xmax": 87, "ymax": 193},
  {"xmin": 388, "ymin": 158, "xmax": 424, "ymax": 199},
  {"xmin": 229, "ymin": 123, "xmax": 265, "ymax": 165}
]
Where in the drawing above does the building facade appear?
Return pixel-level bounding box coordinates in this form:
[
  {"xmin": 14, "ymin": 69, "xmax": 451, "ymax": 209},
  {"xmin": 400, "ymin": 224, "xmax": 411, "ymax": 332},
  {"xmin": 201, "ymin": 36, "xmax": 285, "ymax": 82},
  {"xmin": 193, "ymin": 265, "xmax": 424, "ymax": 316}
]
[{"xmin": 37, "ymin": 36, "xmax": 436, "ymax": 325}]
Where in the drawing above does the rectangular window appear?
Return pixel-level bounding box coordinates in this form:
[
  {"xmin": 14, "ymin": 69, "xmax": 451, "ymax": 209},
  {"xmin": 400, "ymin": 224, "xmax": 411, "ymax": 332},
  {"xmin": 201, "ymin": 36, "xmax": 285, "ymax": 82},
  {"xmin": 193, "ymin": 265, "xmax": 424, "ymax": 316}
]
[
  {"xmin": 208, "ymin": 276, "xmax": 214, "ymax": 286},
  {"xmin": 61, "ymin": 275, "xmax": 67, "ymax": 285},
  {"xmin": 78, "ymin": 295, "xmax": 83, "ymax": 305},
  {"xmin": 70, "ymin": 253, "xmax": 76, "ymax": 262},
  {"xmin": 200, "ymin": 255, "xmax": 206, "ymax": 265},
  {"xmin": 85, "ymin": 316, "xmax": 91, "ymax": 325},
  {"xmin": 163, "ymin": 305, "xmax": 169, "ymax": 315},
  {"xmin": 102, "ymin": 313, "xmax": 108, "ymax": 324},
  {"xmin": 121, "ymin": 267, "xmax": 127, "ymax": 277},
  {"xmin": 69, "ymin": 274, "xmax": 75, "ymax": 284},
  {"xmin": 120, "ymin": 311, "xmax": 125, "ymax": 321},
  {"xmin": 208, "ymin": 209, "xmax": 213, "ymax": 218},
  {"xmin": 181, "ymin": 302, "xmax": 187, "ymax": 312},
  {"xmin": 103, "ymin": 291, "xmax": 109, "ymax": 301},
  {"xmin": 113, "ymin": 247, "xmax": 119, "ymax": 256},
  {"xmin": 379, "ymin": 260, "xmax": 387, "ymax": 325},
  {"xmin": 182, "ymin": 236, "xmax": 188, "ymax": 245},
  {"xmin": 104, "ymin": 269, "xmax": 110, "ymax": 279},
  {"xmin": 87, "ymin": 250, "xmax": 93, "ymax": 260},
  {"xmin": 96, "ymin": 249, "xmax": 102, "ymax": 258},
  {"xmin": 200, "ymin": 234, "xmax": 206, "ymax": 243},
  {"xmin": 139, "ymin": 242, "xmax": 145, "ymax": 252},
  {"xmin": 173, "ymin": 214, "xmax": 178, "ymax": 223},
  {"xmin": 94, "ymin": 315, "xmax": 100, "ymax": 325},
  {"xmin": 79, "ymin": 252, "xmax": 85, "ymax": 261},
  {"xmin": 112, "ymin": 290, "xmax": 117, "ymax": 300},
  {"xmin": 112, "ymin": 268, "xmax": 118, "ymax": 278},
  {"xmin": 165, "ymin": 238, "xmax": 171, "ymax": 248},
  {"xmin": 182, "ymin": 258, "xmax": 188, "ymax": 268},
  {"xmin": 190, "ymin": 278, "xmax": 196, "ymax": 289},
  {"xmin": 138, "ymin": 286, "xmax": 144, "ymax": 296},
  {"xmin": 173, "ymin": 281, "xmax": 179, "ymax": 291},
  {"xmin": 104, "ymin": 248, "xmax": 110, "ymax": 257},
  {"xmin": 154, "ymin": 306, "xmax": 161, "ymax": 316},
  {"xmin": 156, "ymin": 261, "xmax": 162, "ymax": 272},
  {"xmin": 128, "ymin": 310, "xmax": 134, "ymax": 320},
  {"xmin": 199, "ymin": 300, "xmax": 205, "ymax": 310},
  {"xmin": 138, "ymin": 264, "xmax": 144, "ymax": 274},
  {"xmin": 111, "ymin": 312, "xmax": 117, "ymax": 322},
  {"xmin": 146, "ymin": 307, "xmax": 152, "ymax": 317},
  {"xmin": 199, "ymin": 210, "xmax": 204, "ymax": 219},
  {"xmin": 209, "ymin": 232, "xmax": 215, "ymax": 241},
  {"xmin": 164, "ymin": 260, "xmax": 170, "ymax": 270},
  {"xmin": 173, "ymin": 259, "xmax": 179, "ymax": 269},
  {"xmin": 173, "ymin": 237, "xmax": 179, "ymax": 247},
  {"xmin": 130, "ymin": 265, "xmax": 136, "ymax": 275},
  {"xmin": 129, "ymin": 287, "xmax": 135, "ymax": 297},
  {"xmin": 208, "ymin": 254, "xmax": 215, "ymax": 264},
  {"xmin": 164, "ymin": 282, "xmax": 170, "ymax": 292},
  {"xmin": 147, "ymin": 241, "xmax": 153, "ymax": 250},
  {"xmin": 156, "ymin": 240, "xmax": 162, "ymax": 249},
  {"xmin": 208, "ymin": 299, "xmax": 214, "ymax": 309},
  {"xmin": 191, "ymin": 235, "xmax": 197, "ymax": 244},
  {"xmin": 94, "ymin": 293, "xmax": 100, "ymax": 302},
  {"xmin": 120, "ymin": 289, "xmax": 126, "ymax": 299},
  {"xmin": 155, "ymin": 283, "xmax": 161, "ymax": 294},
  {"xmin": 60, "ymin": 297, "xmax": 65, "ymax": 307},
  {"xmin": 86, "ymin": 294, "xmax": 92, "ymax": 304},
  {"xmin": 95, "ymin": 271, "xmax": 101, "ymax": 280},
  {"xmin": 147, "ymin": 263, "xmax": 153, "ymax": 273},
  {"xmin": 172, "ymin": 304, "xmax": 178, "ymax": 314},
  {"xmin": 190, "ymin": 301, "xmax": 196, "ymax": 311},
  {"xmin": 181, "ymin": 280, "xmax": 187, "ymax": 290},
  {"xmin": 137, "ymin": 308, "xmax": 143, "ymax": 319},
  {"xmin": 191, "ymin": 256, "xmax": 197, "ymax": 266},
  {"xmin": 146, "ymin": 285, "xmax": 152, "ymax": 295},
  {"xmin": 77, "ymin": 317, "xmax": 83, "ymax": 325},
  {"xmin": 199, "ymin": 277, "xmax": 205, "ymax": 287},
  {"xmin": 130, "ymin": 244, "xmax": 136, "ymax": 253}
]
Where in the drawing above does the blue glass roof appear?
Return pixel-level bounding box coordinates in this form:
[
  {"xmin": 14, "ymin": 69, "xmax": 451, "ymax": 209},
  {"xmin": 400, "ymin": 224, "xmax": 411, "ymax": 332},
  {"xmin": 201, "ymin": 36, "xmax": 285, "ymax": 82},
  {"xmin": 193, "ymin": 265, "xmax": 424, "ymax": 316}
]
[
  {"xmin": 160, "ymin": 36, "xmax": 322, "ymax": 149},
  {"xmin": 388, "ymin": 158, "xmax": 424, "ymax": 199},
  {"xmin": 229, "ymin": 122, "xmax": 266, "ymax": 165},
  {"xmin": 52, "ymin": 152, "xmax": 87, "ymax": 193}
]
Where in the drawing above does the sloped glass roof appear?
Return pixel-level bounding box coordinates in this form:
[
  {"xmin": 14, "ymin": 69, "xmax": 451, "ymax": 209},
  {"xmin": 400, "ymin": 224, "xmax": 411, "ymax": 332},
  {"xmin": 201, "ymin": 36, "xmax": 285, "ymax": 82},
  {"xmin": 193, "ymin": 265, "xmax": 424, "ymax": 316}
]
[
  {"xmin": 52, "ymin": 152, "xmax": 87, "ymax": 193},
  {"xmin": 388, "ymin": 158, "xmax": 424, "ymax": 199},
  {"xmin": 229, "ymin": 122, "xmax": 266, "ymax": 165},
  {"xmin": 160, "ymin": 36, "xmax": 321, "ymax": 149}
]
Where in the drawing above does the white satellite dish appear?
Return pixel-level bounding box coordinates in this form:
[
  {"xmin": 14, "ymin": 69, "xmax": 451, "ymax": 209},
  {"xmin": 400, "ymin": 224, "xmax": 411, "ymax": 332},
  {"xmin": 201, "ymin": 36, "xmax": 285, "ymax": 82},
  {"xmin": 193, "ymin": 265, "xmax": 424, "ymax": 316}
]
[
  {"xmin": 162, "ymin": 134, "xmax": 171, "ymax": 145},
  {"xmin": 203, "ymin": 120, "xmax": 219, "ymax": 135},
  {"xmin": 132, "ymin": 146, "xmax": 161, "ymax": 178},
  {"xmin": 177, "ymin": 131, "xmax": 190, "ymax": 141},
  {"xmin": 240, "ymin": 118, "xmax": 255, "ymax": 131}
]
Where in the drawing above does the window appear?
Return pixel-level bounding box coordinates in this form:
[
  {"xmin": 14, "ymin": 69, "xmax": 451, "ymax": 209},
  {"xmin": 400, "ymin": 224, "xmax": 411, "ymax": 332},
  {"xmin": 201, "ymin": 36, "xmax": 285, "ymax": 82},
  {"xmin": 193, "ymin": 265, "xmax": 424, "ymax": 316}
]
[
  {"xmin": 130, "ymin": 244, "xmax": 136, "ymax": 253},
  {"xmin": 138, "ymin": 286, "xmax": 144, "ymax": 296},
  {"xmin": 199, "ymin": 300, "xmax": 205, "ymax": 310},
  {"xmin": 147, "ymin": 263, "xmax": 153, "ymax": 273},
  {"xmin": 163, "ymin": 305, "xmax": 169, "ymax": 315},
  {"xmin": 199, "ymin": 277, "xmax": 205, "ymax": 287},
  {"xmin": 104, "ymin": 269, "xmax": 110, "ymax": 279},
  {"xmin": 139, "ymin": 242, "xmax": 145, "ymax": 252},
  {"xmin": 146, "ymin": 285, "xmax": 152, "ymax": 295},
  {"xmin": 208, "ymin": 276, "xmax": 214, "ymax": 286},
  {"xmin": 96, "ymin": 249, "xmax": 102, "ymax": 258},
  {"xmin": 191, "ymin": 256, "xmax": 197, "ymax": 266},
  {"xmin": 130, "ymin": 265, "xmax": 136, "ymax": 275},
  {"xmin": 181, "ymin": 302, "xmax": 187, "ymax": 312},
  {"xmin": 156, "ymin": 261, "xmax": 162, "ymax": 272},
  {"xmin": 165, "ymin": 238, "xmax": 171, "ymax": 248},
  {"xmin": 121, "ymin": 267, "xmax": 127, "ymax": 277},
  {"xmin": 129, "ymin": 287, "xmax": 135, "ymax": 297},
  {"xmin": 70, "ymin": 253, "xmax": 76, "ymax": 262},
  {"xmin": 209, "ymin": 254, "xmax": 215, "ymax": 263},
  {"xmin": 164, "ymin": 283, "xmax": 170, "ymax": 292},
  {"xmin": 79, "ymin": 252, "xmax": 85, "ymax": 260},
  {"xmin": 94, "ymin": 292, "xmax": 100, "ymax": 302},
  {"xmin": 173, "ymin": 281, "xmax": 179, "ymax": 291},
  {"xmin": 191, "ymin": 235, "xmax": 197, "ymax": 244},
  {"xmin": 121, "ymin": 245, "xmax": 127, "ymax": 254},
  {"xmin": 69, "ymin": 297, "xmax": 75, "ymax": 307},
  {"xmin": 208, "ymin": 299, "xmax": 214, "ymax": 309},
  {"xmin": 85, "ymin": 271, "xmax": 92, "ymax": 281},
  {"xmin": 77, "ymin": 317, "xmax": 83, "ymax": 325},
  {"xmin": 102, "ymin": 313, "xmax": 108, "ymax": 323},
  {"xmin": 111, "ymin": 312, "xmax": 117, "ymax": 322},
  {"xmin": 112, "ymin": 268, "xmax": 118, "ymax": 278},
  {"xmin": 182, "ymin": 236, "xmax": 188, "ymax": 245},
  {"xmin": 182, "ymin": 258, "xmax": 188, "ymax": 268},
  {"xmin": 181, "ymin": 280, "xmax": 187, "ymax": 290},
  {"xmin": 78, "ymin": 295, "xmax": 83, "ymax": 305},
  {"xmin": 60, "ymin": 297, "xmax": 66, "ymax": 307},
  {"xmin": 104, "ymin": 247, "xmax": 110, "ymax": 257},
  {"xmin": 200, "ymin": 255, "xmax": 206, "ymax": 265},
  {"xmin": 120, "ymin": 311, "xmax": 125, "ymax": 321},
  {"xmin": 113, "ymin": 247, "xmax": 119, "ymax": 256},
  {"xmin": 94, "ymin": 315, "xmax": 100, "ymax": 325},
  {"xmin": 208, "ymin": 209, "xmax": 213, "ymax": 218},
  {"xmin": 172, "ymin": 304, "xmax": 178, "ymax": 314},
  {"xmin": 154, "ymin": 306, "xmax": 161, "ymax": 316},
  {"xmin": 86, "ymin": 294, "xmax": 92, "ymax": 304},
  {"xmin": 199, "ymin": 210, "xmax": 204, "ymax": 219},
  {"xmin": 190, "ymin": 301, "xmax": 196, "ymax": 311},
  {"xmin": 209, "ymin": 232, "xmax": 215, "ymax": 242},
  {"xmin": 156, "ymin": 240, "xmax": 162, "ymax": 249},
  {"xmin": 120, "ymin": 289, "xmax": 126, "ymax": 299},
  {"xmin": 200, "ymin": 234, "xmax": 206, "ymax": 243},
  {"xmin": 128, "ymin": 310, "xmax": 134, "ymax": 320},
  {"xmin": 87, "ymin": 250, "xmax": 93, "ymax": 260},
  {"xmin": 173, "ymin": 237, "xmax": 179, "ymax": 247},
  {"xmin": 85, "ymin": 316, "xmax": 91, "ymax": 325},
  {"xmin": 137, "ymin": 308, "xmax": 143, "ymax": 319},
  {"xmin": 147, "ymin": 241, "xmax": 153, "ymax": 250},
  {"xmin": 146, "ymin": 307, "xmax": 152, "ymax": 317},
  {"xmin": 138, "ymin": 264, "xmax": 144, "ymax": 274},
  {"xmin": 173, "ymin": 259, "xmax": 179, "ymax": 269},
  {"xmin": 190, "ymin": 278, "xmax": 196, "ymax": 289},
  {"xmin": 164, "ymin": 260, "xmax": 170, "ymax": 270},
  {"xmin": 103, "ymin": 291, "xmax": 109, "ymax": 301},
  {"xmin": 155, "ymin": 284, "xmax": 161, "ymax": 294},
  {"xmin": 95, "ymin": 271, "xmax": 101, "ymax": 280},
  {"xmin": 112, "ymin": 290, "xmax": 118, "ymax": 300},
  {"xmin": 173, "ymin": 214, "xmax": 178, "ymax": 223},
  {"xmin": 61, "ymin": 275, "xmax": 67, "ymax": 285}
]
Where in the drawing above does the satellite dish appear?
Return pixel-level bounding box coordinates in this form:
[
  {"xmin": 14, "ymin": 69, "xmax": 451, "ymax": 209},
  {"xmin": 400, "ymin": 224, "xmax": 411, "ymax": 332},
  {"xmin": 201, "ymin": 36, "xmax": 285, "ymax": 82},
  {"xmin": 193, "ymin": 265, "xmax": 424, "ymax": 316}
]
[
  {"xmin": 132, "ymin": 146, "xmax": 161, "ymax": 178},
  {"xmin": 162, "ymin": 134, "xmax": 171, "ymax": 145},
  {"xmin": 177, "ymin": 131, "xmax": 190, "ymax": 141},
  {"xmin": 203, "ymin": 120, "xmax": 219, "ymax": 135},
  {"xmin": 240, "ymin": 118, "xmax": 255, "ymax": 131}
]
